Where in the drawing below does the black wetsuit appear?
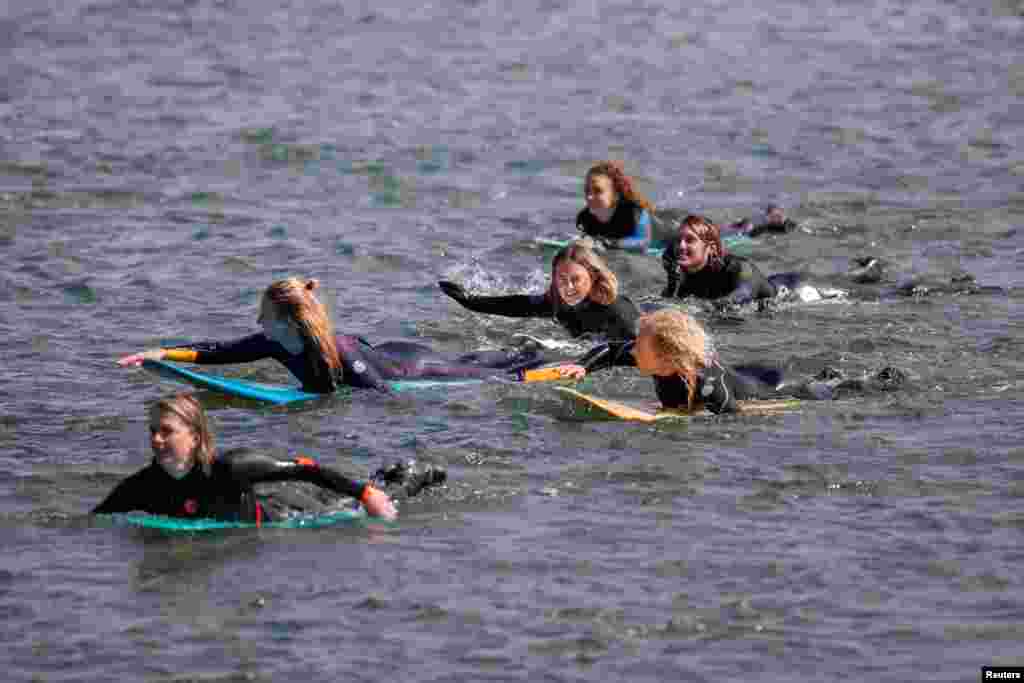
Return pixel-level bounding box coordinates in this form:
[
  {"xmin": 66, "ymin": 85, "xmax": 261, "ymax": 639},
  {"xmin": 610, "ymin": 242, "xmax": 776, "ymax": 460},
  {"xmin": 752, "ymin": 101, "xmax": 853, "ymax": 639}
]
[
  {"xmin": 661, "ymin": 248, "xmax": 778, "ymax": 304},
  {"xmin": 576, "ymin": 199, "xmax": 652, "ymax": 251},
  {"xmin": 170, "ymin": 333, "xmax": 546, "ymax": 393},
  {"xmin": 747, "ymin": 218, "xmax": 798, "ymax": 237},
  {"xmin": 92, "ymin": 449, "xmax": 369, "ymax": 523},
  {"xmin": 439, "ymin": 284, "xmax": 640, "ymax": 341},
  {"xmin": 575, "ymin": 341, "xmax": 780, "ymax": 414}
]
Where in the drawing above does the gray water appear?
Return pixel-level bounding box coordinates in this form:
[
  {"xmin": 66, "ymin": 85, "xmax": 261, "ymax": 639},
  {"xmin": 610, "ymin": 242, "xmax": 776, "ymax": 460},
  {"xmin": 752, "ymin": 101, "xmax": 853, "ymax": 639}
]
[{"xmin": 1, "ymin": 1, "xmax": 1023, "ymax": 681}]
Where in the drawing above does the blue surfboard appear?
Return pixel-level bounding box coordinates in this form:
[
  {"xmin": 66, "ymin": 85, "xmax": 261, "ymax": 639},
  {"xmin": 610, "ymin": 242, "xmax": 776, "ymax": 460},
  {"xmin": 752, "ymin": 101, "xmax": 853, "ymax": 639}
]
[
  {"xmin": 104, "ymin": 508, "xmax": 366, "ymax": 532},
  {"xmin": 142, "ymin": 359, "xmax": 488, "ymax": 405}
]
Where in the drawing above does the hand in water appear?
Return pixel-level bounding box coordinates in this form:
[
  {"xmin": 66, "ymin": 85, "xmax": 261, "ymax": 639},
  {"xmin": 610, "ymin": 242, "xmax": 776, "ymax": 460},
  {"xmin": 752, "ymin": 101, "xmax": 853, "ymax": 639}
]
[
  {"xmin": 117, "ymin": 349, "xmax": 166, "ymax": 367},
  {"xmin": 438, "ymin": 280, "xmax": 468, "ymax": 303},
  {"xmin": 361, "ymin": 486, "xmax": 397, "ymax": 521}
]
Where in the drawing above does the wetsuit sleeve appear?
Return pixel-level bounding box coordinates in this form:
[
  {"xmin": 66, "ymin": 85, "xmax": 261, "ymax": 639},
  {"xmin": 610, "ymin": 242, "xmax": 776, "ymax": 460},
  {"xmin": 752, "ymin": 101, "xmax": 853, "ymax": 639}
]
[
  {"xmin": 718, "ymin": 260, "xmax": 776, "ymax": 305},
  {"xmin": 450, "ymin": 293, "xmax": 553, "ymax": 319},
  {"xmin": 576, "ymin": 341, "xmax": 637, "ymax": 373},
  {"xmin": 661, "ymin": 240, "xmax": 682, "ymax": 297},
  {"xmin": 164, "ymin": 333, "xmax": 281, "ymax": 365},
  {"xmin": 698, "ymin": 361, "xmax": 738, "ymax": 414},
  {"xmin": 335, "ymin": 336, "xmax": 392, "ymax": 392},
  {"xmin": 92, "ymin": 470, "xmax": 147, "ymax": 513},
  {"xmin": 221, "ymin": 449, "xmax": 368, "ymax": 500}
]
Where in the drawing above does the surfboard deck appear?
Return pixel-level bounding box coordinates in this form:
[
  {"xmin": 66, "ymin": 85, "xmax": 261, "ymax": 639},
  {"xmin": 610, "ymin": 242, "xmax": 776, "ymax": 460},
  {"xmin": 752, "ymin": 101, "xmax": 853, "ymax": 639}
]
[
  {"xmin": 143, "ymin": 359, "xmax": 565, "ymax": 405},
  {"xmin": 534, "ymin": 234, "xmax": 752, "ymax": 257},
  {"xmin": 104, "ymin": 508, "xmax": 365, "ymax": 532},
  {"xmin": 554, "ymin": 386, "xmax": 801, "ymax": 423},
  {"xmin": 143, "ymin": 359, "xmax": 323, "ymax": 405}
]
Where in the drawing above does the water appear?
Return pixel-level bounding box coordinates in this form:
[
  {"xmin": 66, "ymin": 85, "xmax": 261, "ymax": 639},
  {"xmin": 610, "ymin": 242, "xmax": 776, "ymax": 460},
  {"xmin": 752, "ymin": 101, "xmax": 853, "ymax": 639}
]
[{"xmin": 1, "ymin": 0, "xmax": 1023, "ymax": 680}]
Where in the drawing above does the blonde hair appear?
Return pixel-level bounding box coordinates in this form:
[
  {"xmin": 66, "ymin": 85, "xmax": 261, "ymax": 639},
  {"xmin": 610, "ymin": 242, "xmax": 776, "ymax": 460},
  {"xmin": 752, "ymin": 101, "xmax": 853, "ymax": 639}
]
[
  {"xmin": 638, "ymin": 308, "xmax": 710, "ymax": 410},
  {"xmin": 584, "ymin": 160, "xmax": 655, "ymax": 213},
  {"xmin": 151, "ymin": 393, "xmax": 215, "ymax": 472},
  {"xmin": 262, "ymin": 277, "xmax": 341, "ymax": 386},
  {"xmin": 549, "ymin": 241, "xmax": 619, "ymax": 306}
]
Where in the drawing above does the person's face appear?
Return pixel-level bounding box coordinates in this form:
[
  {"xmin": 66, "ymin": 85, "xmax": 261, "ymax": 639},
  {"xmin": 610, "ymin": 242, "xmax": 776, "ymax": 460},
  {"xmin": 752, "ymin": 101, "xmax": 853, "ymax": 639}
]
[
  {"xmin": 553, "ymin": 261, "xmax": 593, "ymax": 306},
  {"xmin": 677, "ymin": 226, "xmax": 710, "ymax": 273},
  {"xmin": 150, "ymin": 411, "xmax": 197, "ymax": 480},
  {"xmin": 585, "ymin": 174, "xmax": 617, "ymax": 215},
  {"xmin": 632, "ymin": 328, "xmax": 673, "ymax": 376},
  {"xmin": 258, "ymin": 300, "xmax": 304, "ymax": 354}
]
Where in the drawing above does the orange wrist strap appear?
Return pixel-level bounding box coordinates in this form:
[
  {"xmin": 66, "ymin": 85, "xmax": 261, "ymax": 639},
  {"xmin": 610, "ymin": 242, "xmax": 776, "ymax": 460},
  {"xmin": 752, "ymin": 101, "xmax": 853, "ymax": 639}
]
[
  {"xmin": 163, "ymin": 348, "xmax": 198, "ymax": 362},
  {"xmin": 360, "ymin": 485, "xmax": 378, "ymax": 505}
]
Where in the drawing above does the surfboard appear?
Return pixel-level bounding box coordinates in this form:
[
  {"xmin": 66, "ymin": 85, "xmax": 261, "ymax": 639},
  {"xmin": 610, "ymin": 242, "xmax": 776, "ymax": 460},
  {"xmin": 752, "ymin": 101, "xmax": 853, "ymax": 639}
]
[
  {"xmin": 554, "ymin": 386, "xmax": 801, "ymax": 423},
  {"xmin": 144, "ymin": 359, "xmax": 322, "ymax": 405},
  {"xmin": 143, "ymin": 359, "xmax": 564, "ymax": 405},
  {"xmin": 534, "ymin": 233, "xmax": 753, "ymax": 257},
  {"xmin": 104, "ymin": 508, "xmax": 365, "ymax": 532}
]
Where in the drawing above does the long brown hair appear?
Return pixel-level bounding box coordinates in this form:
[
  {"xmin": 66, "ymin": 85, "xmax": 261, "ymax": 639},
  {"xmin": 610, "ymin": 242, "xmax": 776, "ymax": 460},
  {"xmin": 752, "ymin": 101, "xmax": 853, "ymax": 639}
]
[
  {"xmin": 638, "ymin": 308, "xmax": 710, "ymax": 410},
  {"xmin": 151, "ymin": 393, "xmax": 215, "ymax": 473},
  {"xmin": 584, "ymin": 160, "xmax": 655, "ymax": 213},
  {"xmin": 262, "ymin": 277, "xmax": 341, "ymax": 384},
  {"xmin": 679, "ymin": 214, "xmax": 727, "ymax": 272},
  {"xmin": 548, "ymin": 241, "xmax": 619, "ymax": 306}
]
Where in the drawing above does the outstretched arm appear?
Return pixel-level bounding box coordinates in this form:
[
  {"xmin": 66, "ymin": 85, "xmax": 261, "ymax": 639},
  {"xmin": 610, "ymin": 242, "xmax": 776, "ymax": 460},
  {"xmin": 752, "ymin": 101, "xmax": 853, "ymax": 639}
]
[
  {"xmin": 438, "ymin": 281, "xmax": 553, "ymax": 318},
  {"xmin": 223, "ymin": 449, "xmax": 396, "ymax": 520},
  {"xmin": 117, "ymin": 334, "xmax": 279, "ymax": 367}
]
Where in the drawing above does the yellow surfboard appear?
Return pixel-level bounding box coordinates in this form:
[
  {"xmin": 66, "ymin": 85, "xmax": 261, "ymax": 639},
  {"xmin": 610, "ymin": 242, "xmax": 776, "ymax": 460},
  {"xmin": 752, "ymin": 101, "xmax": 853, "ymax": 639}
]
[{"xmin": 554, "ymin": 386, "xmax": 801, "ymax": 423}]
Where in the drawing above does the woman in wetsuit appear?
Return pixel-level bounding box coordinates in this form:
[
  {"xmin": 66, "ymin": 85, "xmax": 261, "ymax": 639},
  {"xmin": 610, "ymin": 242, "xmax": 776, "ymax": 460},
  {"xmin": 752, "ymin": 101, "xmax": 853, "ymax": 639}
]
[
  {"xmin": 661, "ymin": 214, "xmax": 794, "ymax": 305},
  {"xmin": 91, "ymin": 393, "xmax": 406, "ymax": 522},
  {"xmin": 117, "ymin": 277, "xmax": 549, "ymax": 392},
  {"xmin": 438, "ymin": 241, "xmax": 640, "ymax": 341},
  {"xmin": 575, "ymin": 160, "xmax": 656, "ymax": 252},
  {"xmin": 560, "ymin": 308, "xmax": 780, "ymax": 414}
]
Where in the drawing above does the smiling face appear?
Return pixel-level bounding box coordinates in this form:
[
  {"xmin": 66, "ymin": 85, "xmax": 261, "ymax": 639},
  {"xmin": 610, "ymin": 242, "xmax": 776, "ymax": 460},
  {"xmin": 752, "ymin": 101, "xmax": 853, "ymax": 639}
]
[
  {"xmin": 149, "ymin": 410, "xmax": 198, "ymax": 480},
  {"xmin": 584, "ymin": 173, "xmax": 617, "ymax": 220},
  {"xmin": 553, "ymin": 260, "xmax": 594, "ymax": 306},
  {"xmin": 677, "ymin": 226, "xmax": 711, "ymax": 273}
]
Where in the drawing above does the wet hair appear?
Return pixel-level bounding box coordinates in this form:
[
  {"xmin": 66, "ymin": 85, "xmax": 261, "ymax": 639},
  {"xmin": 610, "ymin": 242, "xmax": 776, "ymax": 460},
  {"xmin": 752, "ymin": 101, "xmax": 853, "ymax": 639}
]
[
  {"xmin": 679, "ymin": 214, "xmax": 727, "ymax": 272},
  {"xmin": 151, "ymin": 393, "xmax": 215, "ymax": 472},
  {"xmin": 638, "ymin": 308, "xmax": 712, "ymax": 410},
  {"xmin": 584, "ymin": 160, "xmax": 655, "ymax": 213},
  {"xmin": 262, "ymin": 277, "xmax": 342, "ymax": 388},
  {"xmin": 548, "ymin": 241, "xmax": 619, "ymax": 306}
]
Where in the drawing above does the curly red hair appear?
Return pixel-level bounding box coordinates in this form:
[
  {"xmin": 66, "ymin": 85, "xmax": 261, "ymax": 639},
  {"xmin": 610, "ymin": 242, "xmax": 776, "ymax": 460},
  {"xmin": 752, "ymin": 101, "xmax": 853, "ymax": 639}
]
[
  {"xmin": 584, "ymin": 161, "xmax": 654, "ymax": 212},
  {"xmin": 679, "ymin": 214, "xmax": 727, "ymax": 272}
]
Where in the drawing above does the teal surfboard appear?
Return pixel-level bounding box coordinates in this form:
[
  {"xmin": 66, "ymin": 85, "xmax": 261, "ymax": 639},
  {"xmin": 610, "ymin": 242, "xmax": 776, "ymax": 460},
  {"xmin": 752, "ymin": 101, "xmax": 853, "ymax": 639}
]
[
  {"xmin": 105, "ymin": 508, "xmax": 365, "ymax": 532},
  {"xmin": 143, "ymin": 359, "xmax": 487, "ymax": 405},
  {"xmin": 144, "ymin": 359, "xmax": 320, "ymax": 405},
  {"xmin": 535, "ymin": 234, "xmax": 752, "ymax": 256}
]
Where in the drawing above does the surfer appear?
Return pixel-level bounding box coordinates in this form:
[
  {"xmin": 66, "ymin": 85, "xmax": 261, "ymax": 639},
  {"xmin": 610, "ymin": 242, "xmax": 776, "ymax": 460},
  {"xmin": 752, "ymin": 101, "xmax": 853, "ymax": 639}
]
[
  {"xmin": 661, "ymin": 214, "xmax": 805, "ymax": 305},
  {"xmin": 575, "ymin": 160, "xmax": 656, "ymax": 252},
  {"xmin": 91, "ymin": 393, "xmax": 445, "ymax": 522},
  {"xmin": 439, "ymin": 241, "xmax": 640, "ymax": 341},
  {"xmin": 557, "ymin": 308, "xmax": 779, "ymax": 414},
  {"xmin": 726, "ymin": 204, "xmax": 800, "ymax": 237},
  {"xmin": 117, "ymin": 277, "xmax": 551, "ymax": 393}
]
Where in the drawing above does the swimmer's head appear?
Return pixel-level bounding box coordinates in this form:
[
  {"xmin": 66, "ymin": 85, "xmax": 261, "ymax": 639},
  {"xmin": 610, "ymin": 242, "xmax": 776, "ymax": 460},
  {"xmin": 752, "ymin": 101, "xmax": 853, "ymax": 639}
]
[
  {"xmin": 633, "ymin": 308, "xmax": 712, "ymax": 409},
  {"xmin": 149, "ymin": 393, "xmax": 215, "ymax": 478},
  {"xmin": 261, "ymin": 278, "xmax": 341, "ymax": 378},
  {"xmin": 550, "ymin": 241, "xmax": 618, "ymax": 307},
  {"xmin": 676, "ymin": 214, "xmax": 726, "ymax": 273},
  {"xmin": 583, "ymin": 160, "xmax": 654, "ymax": 219}
]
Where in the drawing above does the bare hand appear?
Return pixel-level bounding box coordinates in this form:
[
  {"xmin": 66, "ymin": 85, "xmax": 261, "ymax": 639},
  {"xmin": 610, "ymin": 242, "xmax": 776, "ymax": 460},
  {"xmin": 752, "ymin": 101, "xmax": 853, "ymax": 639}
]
[
  {"xmin": 361, "ymin": 486, "xmax": 398, "ymax": 521},
  {"xmin": 117, "ymin": 349, "xmax": 166, "ymax": 367}
]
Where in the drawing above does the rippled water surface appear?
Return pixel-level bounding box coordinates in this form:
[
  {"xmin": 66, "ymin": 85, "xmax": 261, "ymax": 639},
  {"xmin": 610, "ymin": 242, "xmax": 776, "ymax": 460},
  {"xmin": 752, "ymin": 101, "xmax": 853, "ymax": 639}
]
[{"xmin": 1, "ymin": 1, "xmax": 1023, "ymax": 681}]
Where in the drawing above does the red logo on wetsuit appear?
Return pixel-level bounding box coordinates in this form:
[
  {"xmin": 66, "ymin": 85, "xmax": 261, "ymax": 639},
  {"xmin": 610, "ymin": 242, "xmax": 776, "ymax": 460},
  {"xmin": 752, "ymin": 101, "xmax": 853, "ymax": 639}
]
[{"xmin": 182, "ymin": 499, "xmax": 199, "ymax": 516}]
